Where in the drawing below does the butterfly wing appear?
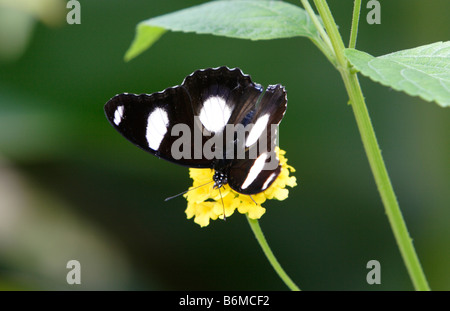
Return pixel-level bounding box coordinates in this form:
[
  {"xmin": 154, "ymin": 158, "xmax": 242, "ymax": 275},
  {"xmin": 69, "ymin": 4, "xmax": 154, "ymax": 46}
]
[
  {"xmin": 104, "ymin": 67, "xmax": 265, "ymax": 169},
  {"xmin": 182, "ymin": 67, "xmax": 263, "ymax": 162},
  {"xmin": 227, "ymin": 84, "xmax": 287, "ymax": 194},
  {"xmin": 182, "ymin": 67, "xmax": 263, "ymax": 134},
  {"xmin": 105, "ymin": 87, "xmax": 216, "ymax": 168}
]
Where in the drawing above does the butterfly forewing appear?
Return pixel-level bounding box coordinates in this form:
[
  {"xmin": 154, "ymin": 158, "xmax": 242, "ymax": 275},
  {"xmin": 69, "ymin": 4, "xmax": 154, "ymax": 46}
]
[
  {"xmin": 105, "ymin": 88, "xmax": 213, "ymax": 168},
  {"xmin": 183, "ymin": 67, "xmax": 263, "ymax": 133}
]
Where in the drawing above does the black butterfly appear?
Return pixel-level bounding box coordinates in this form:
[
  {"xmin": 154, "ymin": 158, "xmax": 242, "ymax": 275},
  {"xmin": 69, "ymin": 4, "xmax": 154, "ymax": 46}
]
[{"xmin": 104, "ymin": 66, "xmax": 287, "ymax": 195}]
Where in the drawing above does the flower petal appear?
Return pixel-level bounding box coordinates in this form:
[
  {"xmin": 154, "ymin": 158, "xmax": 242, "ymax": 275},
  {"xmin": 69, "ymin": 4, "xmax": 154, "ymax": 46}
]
[{"xmin": 184, "ymin": 147, "xmax": 297, "ymax": 226}]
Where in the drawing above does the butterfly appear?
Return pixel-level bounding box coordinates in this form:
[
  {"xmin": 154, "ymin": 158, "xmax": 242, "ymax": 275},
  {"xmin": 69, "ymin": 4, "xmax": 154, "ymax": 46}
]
[{"xmin": 104, "ymin": 66, "xmax": 287, "ymax": 196}]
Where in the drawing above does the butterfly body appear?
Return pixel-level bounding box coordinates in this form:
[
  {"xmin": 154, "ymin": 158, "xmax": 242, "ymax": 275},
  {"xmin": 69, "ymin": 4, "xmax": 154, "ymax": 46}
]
[
  {"xmin": 212, "ymin": 170, "xmax": 228, "ymax": 190},
  {"xmin": 104, "ymin": 67, "xmax": 287, "ymax": 195}
]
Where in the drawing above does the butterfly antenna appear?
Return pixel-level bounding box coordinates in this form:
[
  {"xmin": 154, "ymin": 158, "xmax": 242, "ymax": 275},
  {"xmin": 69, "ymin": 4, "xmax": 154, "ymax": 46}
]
[
  {"xmin": 218, "ymin": 186, "xmax": 226, "ymax": 221},
  {"xmin": 164, "ymin": 181, "xmax": 214, "ymax": 201},
  {"xmin": 249, "ymin": 195, "xmax": 257, "ymax": 205}
]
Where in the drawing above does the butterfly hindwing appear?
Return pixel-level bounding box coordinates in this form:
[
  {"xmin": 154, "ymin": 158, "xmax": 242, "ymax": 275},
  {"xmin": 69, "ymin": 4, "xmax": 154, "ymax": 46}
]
[
  {"xmin": 227, "ymin": 84, "xmax": 287, "ymax": 194},
  {"xmin": 227, "ymin": 151, "xmax": 282, "ymax": 194}
]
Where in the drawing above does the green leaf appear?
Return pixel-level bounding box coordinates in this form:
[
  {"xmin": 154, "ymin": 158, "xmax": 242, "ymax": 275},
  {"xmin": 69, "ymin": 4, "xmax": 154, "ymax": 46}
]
[
  {"xmin": 125, "ymin": 0, "xmax": 320, "ymax": 61},
  {"xmin": 345, "ymin": 42, "xmax": 450, "ymax": 107}
]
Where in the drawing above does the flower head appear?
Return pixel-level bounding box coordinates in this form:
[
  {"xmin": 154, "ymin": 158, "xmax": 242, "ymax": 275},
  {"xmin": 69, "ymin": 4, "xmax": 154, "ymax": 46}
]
[{"xmin": 184, "ymin": 147, "xmax": 297, "ymax": 227}]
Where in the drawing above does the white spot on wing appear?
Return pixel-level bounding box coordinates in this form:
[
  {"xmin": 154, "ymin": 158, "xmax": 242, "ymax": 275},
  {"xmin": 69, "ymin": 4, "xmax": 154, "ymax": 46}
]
[
  {"xmin": 246, "ymin": 114, "xmax": 269, "ymax": 147},
  {"xmin": 241, "ymin": 152, "xmax": 268, "ymax": 190},
  {"xmin": 146, "ymin": 107, "xmax": 169, "ymax": 150},
  {"xmin": 199, "ymin": 96, "xmax": 231, "ymax": 132},
  {"xmin": 114, "ymin": 105, "xmax": 124, "ymax": 126},
  {"xmin": 262, "ymin": 172, "xmax": 277, "ymax": 190}
]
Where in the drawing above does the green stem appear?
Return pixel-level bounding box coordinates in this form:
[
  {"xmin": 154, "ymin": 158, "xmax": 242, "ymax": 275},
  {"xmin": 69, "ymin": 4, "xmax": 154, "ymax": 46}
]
[
  {"xmin": 301, "ymin": 0, "xmax": 333, "ymax": 53},
  {"xmin": 246, "ymin": 216, "xmax": 300, "ymax": 291},
  {"xmin": 309, "ymin": 0, "xmax": 430, "ymax": 290},
  {"xmin": 348, "ymin": 0, "xmax": 361, "ymax": 49},
  {"xmin": 300, "ymin": 0, "xmax": 336, "ymax": 66},
  {"xmin": 310, "ymin": 37, "xmax": 336, "ymax": 66}
]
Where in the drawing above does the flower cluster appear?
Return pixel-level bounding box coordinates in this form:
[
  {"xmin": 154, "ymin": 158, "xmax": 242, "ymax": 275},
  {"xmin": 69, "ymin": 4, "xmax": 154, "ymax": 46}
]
[{"xmin": 184, "ymin": 148, "xmax": 297, "ymax": 227}]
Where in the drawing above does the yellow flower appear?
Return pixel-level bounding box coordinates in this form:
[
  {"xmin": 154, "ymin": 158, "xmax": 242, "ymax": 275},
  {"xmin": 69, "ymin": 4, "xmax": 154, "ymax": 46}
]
[{"xmin": 184, "ymin": 147, "xmax": 297, "ymax": 227}]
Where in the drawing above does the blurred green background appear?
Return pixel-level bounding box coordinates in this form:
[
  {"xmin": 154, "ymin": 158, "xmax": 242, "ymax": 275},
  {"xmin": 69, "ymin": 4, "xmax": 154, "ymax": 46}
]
[{"xmin": 0, "ymin": 0, "xmax": 449, "ymax": 290}]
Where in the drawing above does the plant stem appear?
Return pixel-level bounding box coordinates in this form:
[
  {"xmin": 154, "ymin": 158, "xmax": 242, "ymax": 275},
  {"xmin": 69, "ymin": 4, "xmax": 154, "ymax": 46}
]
[
  {"xmin": 301, "ymin": 0, "xmax": 333, "ymax": 53},
  {"xmin": 348, "ymin": 0, "xmax": 361, "ymax": 48},
  {"xmin": 246, "ymin": 216, "xmax": 300, "ymax": 291},
  {"xmin": 300, "ymin": 0, "xmax": 336, "ymax": 66},
  {"xmin": 310, "ymin": 0, "xmax": 430, "ymax": 290}
]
